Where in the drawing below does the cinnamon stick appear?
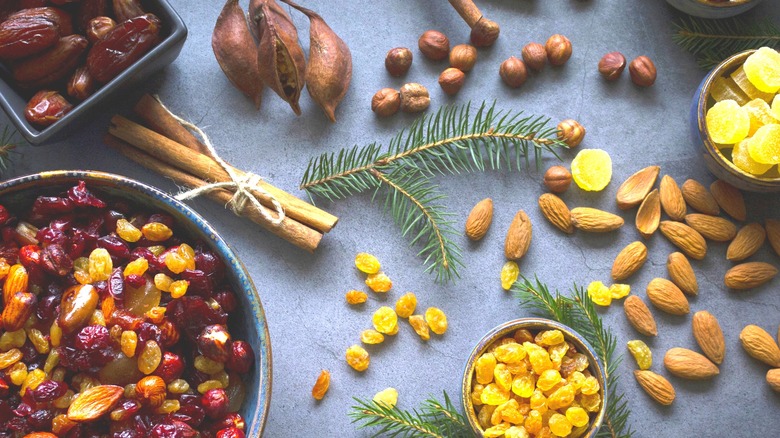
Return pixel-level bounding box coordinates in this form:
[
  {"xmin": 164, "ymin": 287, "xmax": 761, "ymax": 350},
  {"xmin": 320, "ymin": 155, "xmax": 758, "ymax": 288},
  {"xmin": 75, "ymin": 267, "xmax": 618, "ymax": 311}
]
[
  {"xmin": 105, "ymin": 134, "xmax": 323, "ymax": 253},
  {"xmin": 133, "ymin": 94, "xmax": 208, "ymax": 154}
]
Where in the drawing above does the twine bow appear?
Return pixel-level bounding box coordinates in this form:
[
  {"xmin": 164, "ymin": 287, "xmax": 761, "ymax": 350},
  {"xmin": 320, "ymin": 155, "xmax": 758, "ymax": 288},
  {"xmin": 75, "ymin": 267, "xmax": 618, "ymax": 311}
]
[{"xmin": 153, "ymin": 96, "xmax": 286, "ymax": 226}]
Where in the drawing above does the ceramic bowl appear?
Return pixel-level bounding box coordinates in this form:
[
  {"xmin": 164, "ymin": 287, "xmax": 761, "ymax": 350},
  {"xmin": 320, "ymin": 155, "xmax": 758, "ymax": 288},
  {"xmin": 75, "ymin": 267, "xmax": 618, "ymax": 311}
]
[
  {"xmin": 0, "ymin": 1, "xmax": 187, "ymax": 145},
  {"xmin": 690, "ymin": 49, "xmax": 780, "ymax": 192},
  {"xmin": 462, "ymin": 318, "xmax": 607, "ymax": 437},
  {"xmin": 0, "ymin": 170, "xmax": 271, "ymax": 436},
  {"xmin": 665, "ymin": 0, "xmax": 762, "ymax": 18}
]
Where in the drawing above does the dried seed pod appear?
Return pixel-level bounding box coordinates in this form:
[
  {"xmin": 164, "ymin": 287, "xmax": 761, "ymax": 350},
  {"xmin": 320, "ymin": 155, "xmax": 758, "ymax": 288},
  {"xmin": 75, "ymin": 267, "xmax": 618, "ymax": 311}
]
[{"xmin": 212, "ymin": 0, "xmax": 263, "ymax": 108}]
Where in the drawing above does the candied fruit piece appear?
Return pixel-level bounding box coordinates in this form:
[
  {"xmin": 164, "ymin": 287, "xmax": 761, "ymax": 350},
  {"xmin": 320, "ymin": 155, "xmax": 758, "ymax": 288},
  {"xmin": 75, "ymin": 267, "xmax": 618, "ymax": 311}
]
[
  {"xmin": 587, "ymin": 281, "xmax": 611, "ymax": 307},
  {"xmin": 501, "ymin": 261, "xmax": 520, "ymax": 291},
  {"xmin": 471, "ymin": 383, "xmax": 485, "ymax": 406},
  {"xmin": 706, "ymin": 99, "xmax": 750, "ymax": 144},
  {"xmin": 748, "ymin": 123, "xmax": 780, "ymax": 164},
  {"xmin": 537, "ymin": 369, "xmax": 562, "ymax": 391},
  {"xmin": 345, "ymin": 290, "xmax": 367, "ymax": 305},
  {"xmin": 355, "ymin": 252, "xmax": 381, "ymax": 274},
  {"xmin": 512, "ymin": 374, "xmax": 535, "ymax": 398},
  {"xmin": 733, "ymin": 138, "xmax": 774, "ymax": 175},
  {"xmin": 525, "ymin": 410, "xmax": 543, "ymax": 435},
  {"xmin": 609, "ymin": 283, "xmax": 630, "ymax": 299},
  {"xmin": 360, "ymin": 329, "xmax": 385, "ymax": 345},
  {"xmin": 373, "ymin": 387, "xmax": 398, "ymax": 408},
  {"xmin": 731, "ymin": 65, "xmax": 774, "ymax": 102},
  {"xmin": 549, "ymin": 413, "xmax": 573, "ymax": 437},
  {"xmin": 475, "ymin": 352, "xmax": 498, "ymax": 385},
  {"xmin": 372, "ymin": 306, "xmax": 398, "ymax": 335},
  {"xmin": 571, "ymin": 149, "xmax": 612, "ymax": 192},
  {"xmin": 408, "ymin": 315, "xmax": 430, "ymax": 341},
  {"xmin": 494, "ymin": 363, "xmax": 513, "ymax": 391},
  {"xmin": 744, "ymin": 98, "xmax": 778, "ymax": 135},
  {"xmin": 425, "ymin": 307, "xmax": 448, "ymax": 335},
  {"xmin": 88, "ymin": 248, "xmax": 113, "ymax": 282},
  {"xmin": 116, "ymin": 219, "xmax": 142, "ymax": 242},
  {"xmin": 394, "ymin": 292, "xmax": 417, "ymax": 318},
  {"xmin": 481, "ymin": 383, "xmax": 510, "ymax": 405},
  {"xmin": 505, "ymin": 426, "xmax": 530, "ymax": 438},
  {"xmin": 627, "ymin": 339, "xmax": 652, "ymax": 370},
  {"xmin": 743, "ymin": 47, "xmax": 780, "ymax": 93},
  {"xmin": 547, "ymin": 384, "xmax": 575, "ymax": 410},
  {"xmin": 566, "ymin": 406, "xmax": 590, "ymax": 428},
  {"xmin": 494, "ymin": 342, "xmax": 526, "ymax": 364},
  {"xmin": 772, "ymin": 94, "xmax": 780, "ymax": 121},
  {"xmin": 483, "ymin": 423, "xmax": 510, "ymax": 438},
  {"xmin": 711, "ymin": 75, "xmax": 749, "ymax": 105},
  {"xmin": 365, "ymin": 272, "xmax": 392, "ymax": 293},
  {"xmin": 142, "ymin": 222, "xmax": 173, "ymax": 242},
  {"xmin": 535, "ymin": 330, "xmax": 564, "ymax": 346},
  {"xmin": 345, "ymin": 345, "xmax": 370, "ymax": 371}
]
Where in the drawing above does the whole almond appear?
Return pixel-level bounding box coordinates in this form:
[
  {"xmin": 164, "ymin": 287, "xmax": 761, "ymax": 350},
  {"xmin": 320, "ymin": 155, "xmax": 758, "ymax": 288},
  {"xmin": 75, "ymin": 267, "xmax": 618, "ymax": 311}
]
[
  {"xmin": 767, "ymin": 369, "xmax": 780, "ymax": 392},
  {"xmin": 634, "ymin": 370, "xmax": 675, "ymax": 405},
  {"xmin": 659, "ymin": 175, "xmax": 686, "ymax": 221},
  {"xmin": 646, "ymin": 278, "xmax": 689, "ymax": 315},
  {"xmin": 666, "ymin": 252, "xmax": 698, "ymax": 295},
  {"xmin": 684, "ymin": 214, "xmax": 736, "ymax": 242},
  {"xmin": 636, "ymin": 189, "xmax": 660, "ymax": 238},
  {"xmin": 710, "ymin": 180, "xmax": 746, "ymax": 221},
  {"xmin": 681, "ymin": 179, "xmax": 720, "ymax": 216},
  {"xmin": 727, "ymin": 223, "xmax": 766, "ymax": 262},
  {"xmin": 740, "ymin": 325, "xmax": 780, "ymax": 367},
  {"xmin": 505, "ymin": 210, "xmax": 532, "ymax": 260},
  {"xmin": 67, "ymin": 384, "xmax": 124, "ymax": 421},
  {"xmin": 692, "ymin": 311, "xmax": 725, "ymax": 365},
  {"xmin": 624, "ymin": 295, "xmax": 658, "ymax": 336},
  {"xmin": 3, "ymin": 264, "xmax": 28, "ymax": 304},
  {"xmin": 612, "ymin": 241, "xmax": 647, "ymax": 281},
  {"xmin": 570, "ymin": 207, "xmax": 624, "ymax": 232},
  {"xmin": 538, "ymin": 193, "xmax": 574, "ymax": 234},
  {"xmin": 616, "ymin": 165, "xmax": 660, "ymax": 210},
  {"xmin": 663, "ymin": 347, "xmax": 719, "ymax": 380},
  {"xmin": 764, "ymin": 219, "xmax": 780, "ymax": 257},
  {"xmin": 465, "ymin": 198, "xmax": 493, "ymax": 241},
  {"xmin": 724, "ymin": 262, "xmax": 778, "ymax": 290},
  {"xmin": 1, "ymin": 291, "xmax": 36, "ymax": 332},
  {"xmin": 659, "ymin": 221, "xmax": 707, "ymax": 260}
]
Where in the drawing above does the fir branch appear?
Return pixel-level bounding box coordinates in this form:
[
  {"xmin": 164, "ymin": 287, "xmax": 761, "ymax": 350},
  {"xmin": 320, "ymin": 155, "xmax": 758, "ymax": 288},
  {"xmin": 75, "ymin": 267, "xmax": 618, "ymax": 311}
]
[{"xmin": 0, "ymin": 127, "xmax": 19, "ymax": 175}]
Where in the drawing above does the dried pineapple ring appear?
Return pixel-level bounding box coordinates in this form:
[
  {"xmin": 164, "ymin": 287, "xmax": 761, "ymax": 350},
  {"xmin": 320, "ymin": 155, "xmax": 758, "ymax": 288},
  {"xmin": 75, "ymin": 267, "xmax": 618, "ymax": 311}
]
[
  {"xmin": 748, "ymin": 123, "xmax": 780, "ymax": 164},
  {"xmin": 733, "ymin": 139, "xmax": 773, "ymax": 175},
  {"xmin": 706, "ymin": 100, "xmax": 750, "ymax": 145},
  {"xmin": 743, "ymin": 47, "xmax": 780, "ymax": 93},
  {"xmin": 571, "ymin": 149, "xmax": 612, "ymax": 192}
]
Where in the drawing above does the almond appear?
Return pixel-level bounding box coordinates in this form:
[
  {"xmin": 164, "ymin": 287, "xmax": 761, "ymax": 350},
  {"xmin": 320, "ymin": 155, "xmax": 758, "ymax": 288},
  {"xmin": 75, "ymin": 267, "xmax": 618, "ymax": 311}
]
[
  {"xmin": 634, "ymin": 370, "xmax": 675, "ymax": 405},
  {"xmin": 465, "ymin": 198, "xmax": 493, "ymax": 240},
  {"xmin": 570, "ymin": 207, "xmax": 624, "ymax": 232},
  {"xmin": 710, "ymin": 180, "xmax": 746, "ymax": 221},
  {"xmin": 623, "ymin": 295, "xmax": 658, "ymax": 336},
  {"xmin": 612, "ymin": 241, "xmax": 647, "ymax": 281},
  {"xmin": 538, "ymin": 193, "xmax": 574, "ymax": 234},
  {"xmin": 684, "ymin": 214, "xmax": 736, "ymax": 242},
  {"xmin": 2, "ymin": 264, "xmax": 27, "ymax": 304},
  {"xmin": 646, "ymin": 278, "xmax": 689, "ymax": 315},
  {"xmin": 692, "ymin": 311, "xmax": 725, "ymax": 365},
  {"xmin": 504, "ymin": 210, "xmax": 532, "ymax": 260},
  {"xmin": 616, "ymin": 165, "xmax": 660, "ymax": 210},
  {"xmin": 740, "ymin": 325, "xmax": 780, "ymax": 367},
  {"xmin": 1, "ymin": 291, "xmax": 36, "ymax": 332},
  {"xmin": 663, "ymin": 347, "xmax": 719, "ymax": 380},
  {"xmin": 727, "ymin": 223, "xmax": 766, "ymax": 262},
  {"xmin": 659, "ymin": 175, "xmax": 686, "ymax": 221},
  {"xmin": 636, "ymin": 189, "xmax": 660, "ymax": 238},
  {"xmin": 67, "ymin": 384, "xmax": 124, "ymax": 421},
  {"xmin": 681, "ymin": 179, "xmax": 720, "ymax": 216},
  {"xmin": 724, "ymin": 262, "xmax": 778, "ymax": 290},
  {"xmin": 666, "ymin": 252, "xmax": 698, "ymax": 295},
  {"xmin": 23, "ymin": 433, "xmax": 58, "ymax": 438},
  {"xmin": 659, "ymin": 221, "xmax": 707, "ymax": 260},
  {"xmin": 767, "ymin": 369, "xmax": 780, "ymax": 392},
  {"xmin": 765, "ymin": 219, "xmax": 780, "ymax": 257}
]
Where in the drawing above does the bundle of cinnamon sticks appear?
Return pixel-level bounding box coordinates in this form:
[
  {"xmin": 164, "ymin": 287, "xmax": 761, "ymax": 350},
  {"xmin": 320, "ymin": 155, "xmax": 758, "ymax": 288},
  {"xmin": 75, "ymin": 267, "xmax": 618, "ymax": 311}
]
[{"xmin": 104, "ymin": 94, "xmax": 337, "ymax": 252}]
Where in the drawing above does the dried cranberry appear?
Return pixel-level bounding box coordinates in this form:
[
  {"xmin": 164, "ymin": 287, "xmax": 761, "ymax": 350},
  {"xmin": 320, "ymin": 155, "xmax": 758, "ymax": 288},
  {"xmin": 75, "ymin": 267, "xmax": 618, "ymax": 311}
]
[
  {"xmin": 36, "ymin": 293, "xmax": 61, "ymax": 322},
  {"xmin": 226, "ymin": 340, "xmax": 254, "ymax": 374},
  {"xmin": 67, "ymin": 228, "xmax": 97, "ymax": 259},
  {"xmin": 201, "ymin": 388, "xmax": 228, "ymax": 419},
  {"xmin": 148, "ymin": 213, "xmax": 175, "ymax": 228},
  {"xmin": 154, "ymin": 351, "xmax": 184, "ymax": 383},
  {"xmin": 68, "ymin": 181, "xmax": 107, "ymax": 208},
  {"xmin": 149, "ymin": 420, "xmax": 197, "ymax": 438},
  {"xmin": 32, "ymin": 196, "xmax": 75, "ymax": 217},
  {"xmin": 84, "ymin": 214, "xmax": 105, "ymax": 236},
  {"xmin": 0, "ymin": 378, "xmax": 8, "ymax": 398},
  {"xmin": 112, "ymin": 429, "xmax": 142, "ymax": 438},
  {"xmin": 20, "ymin": 343, "xmax": 37, "ymax": 363},
  {"xmin": 29, "ymin": 380, "xmax": 67, "ymax": 402},
  {"xmin": 104, "ymin": 209, "xmax": 125, "ymax": 233},
  {"xmin": 194, "ymin": 249, "xmax": 225, "ymax": 282},
  {"xmin": 176, "ymin": 395, "xmax": 205, "ymax": 427},
  {"xmin": 125, "ymin": 274, "xmax": 146, "ymax": 288},
  {"xmin": 216, "ymin": 427, "xmax": 245, "ymax": 438},
  {"xmin": 168, "ymin": 296, "xmax": 227, "ymax": 341},
  {"xmin": 93, "ymin": 279, "xmax": 109, "ymax": 298},
  {"xmin": 57, "ymin": 346, "xmax": 92, "ymax": 371},
  {"xmin": 137, "ymin": 322, "xmax": 162, "ymax": 347},
  {"xmin": 75, "ymin": 325, "xmax": 110, "ymax": 351},
  {"xmin": 42, "ymin": 243, "xmax": 73, "ymax": 276},
  {"xmin": 0, "ymin": 400, "xmax": 12, "ymax": 423},
  {"xmin": 27, "ymin": 407, "xmax": 54, "ymax": 429},
  {"xmin": 12, "ymin": 402, "xmax": 31, "ymax": 417},
  {"xmin": 181, "ymin": 269, "xmax": 213, "ymax": 298},
  {"xmin": 98, "ymin": 233, "xmax": 131, "ymax": 260},
  {"xmin": 18, "ymin": 244, "xmax": 41, "ymax": 267},
  {"xmin": 0, "ymin": 205, "xmax": 10, "ymax": 227},
  {"xmin": 213, "ymin": 290, "xmax": 237, "ymax": 313},
  {"xmin": 5, "ymin": 417, "xmax": 29, "ymax": 434},
  {"xmin": 36, "ymin": 226, "xmax": 68, "ymax": 246},
  {"xmin": 113, "ymin": 399, "xmax": 141, "ymax": 421},
  {"xmin": 130, "ymin": 247, "xmax": 165, "ymax": 273},
  {"xmin": 108, "ymin": 267, "xmax": 125, "ymax": 300}
]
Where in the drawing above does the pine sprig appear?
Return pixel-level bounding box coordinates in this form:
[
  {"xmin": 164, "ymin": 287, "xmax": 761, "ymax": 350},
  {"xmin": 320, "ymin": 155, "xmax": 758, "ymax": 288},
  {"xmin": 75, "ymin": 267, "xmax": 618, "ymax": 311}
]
[{"xmin": 0, "ymin": 126, "xmax": 19, "ymax": 175}]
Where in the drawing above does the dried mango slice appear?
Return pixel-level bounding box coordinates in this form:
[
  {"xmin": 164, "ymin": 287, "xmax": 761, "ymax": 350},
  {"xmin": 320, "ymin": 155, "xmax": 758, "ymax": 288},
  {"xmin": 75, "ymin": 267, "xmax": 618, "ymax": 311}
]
[
  {"xmin": 743, "ymin": 47, "xmax": 780, "ymax": 93},
  {"xmin": 748, "ymin": 123, "xmax": 780, "ymax": 164},
  {"xmin": 705, "ymin": 100, "xmax": 750, "ymax": 144},
  {"xmin": 732, "ymin": 139, "xmax": 773, "ymax": 175},
  {"xmin": 571, "ymin": 149, "xmax": 612, "ymax": 192},
  {"xmin": 712, "ymin": 74, "xmax": 749, "ymax": 105},
  {"xmin": 743, "ymin": 98, "xmax": 777, "ymax": 136},
  {"xmin": 731, "ymin": 66, "xmax": 773, "ymax": 102}
]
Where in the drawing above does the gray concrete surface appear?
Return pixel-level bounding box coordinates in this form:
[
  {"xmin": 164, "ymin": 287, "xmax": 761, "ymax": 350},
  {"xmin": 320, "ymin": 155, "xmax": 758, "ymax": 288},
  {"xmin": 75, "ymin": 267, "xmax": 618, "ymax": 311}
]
[{"xmin": 4, "ymin": 0, "xmax": 780, "ymax": 436}]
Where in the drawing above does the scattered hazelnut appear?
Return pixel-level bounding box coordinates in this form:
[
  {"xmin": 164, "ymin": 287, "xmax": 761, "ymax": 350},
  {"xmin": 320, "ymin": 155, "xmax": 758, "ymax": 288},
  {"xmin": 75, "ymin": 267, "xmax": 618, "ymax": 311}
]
[
  {"xmin": 438, "ymin": 67, "xmax": 465, "ymax": 95},
  {"xmin": 399, "ymin": 83, "xmax": 430, "ymax": 113},
  {"xmin": 449, "ymin": 44, "xmax": 477, "ymax": 72},
  {"xmin": 629, "ymin": 55, "xmax": 657, "ymax": 87},
  {"xmin": 556, "ymin": 119, "xmax": 586, "ymax": 148},
  {"xmin": 499, "ymin": 56, "xmax": 527, "ymax": 88},
  {"xmin": 543, "ymin": 166, "xmax": 573, "ymax": 193},
  {"xmin": 545, "ymin": 34, "xmax": 572, "ymax": 66},
  {"xmin": 385, "ymin": 47, "xmax": 413, "ymax": 77},
  {"xmin": 522, "ymin": 42, "xmax": 547, "ymax": 71},
  {"xmin": 418, "ymin": 30, "xmax": 450, "ymax": 61},
  {"xmin": 598, "ymin": 52, "xmax": 626, "ymax": 81},
  {"xmin": 470, "ymin": 17, "xmax": 500, "ymax": 47},
  {"xmin": 371, "ymin": 88, "xmax": 401, "ymax": 117}
]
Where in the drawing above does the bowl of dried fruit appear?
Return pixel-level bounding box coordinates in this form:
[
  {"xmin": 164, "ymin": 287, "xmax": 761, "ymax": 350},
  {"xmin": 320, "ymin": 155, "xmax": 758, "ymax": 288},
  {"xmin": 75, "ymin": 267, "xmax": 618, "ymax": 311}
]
[
  {"xmin": 692, "ymin": 48, "xmax": 780, "ymax": 192},
  {"xmin": 0, "ymin": 170, "xmax": 270, "ymax": 436},
  {"xmin": 462, "ymin": 318, "xmax": 607, "ymax": 438},
  {"xmin": 665, "ymin": 0, "xmax": 762, "ymax": 19},
  {"xmin": 0, "ymin": 0, "xmax": 187, "ymax": 145}
]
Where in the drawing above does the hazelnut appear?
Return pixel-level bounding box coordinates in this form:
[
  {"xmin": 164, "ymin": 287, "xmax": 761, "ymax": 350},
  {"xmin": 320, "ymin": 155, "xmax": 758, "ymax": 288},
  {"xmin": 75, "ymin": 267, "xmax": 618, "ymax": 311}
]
[
  {"xmin": 449, "ymin": 44, "xmax": 477, "ymax": 72},
  {"xmin": 499, "ymin": 56, "xmax": 527, "ymax": 88},
  {"xmin": 629, "ymin": 55, "xmax": 657, "ymax": 87},
  {"xmin": 522, "ymin": 42, "xmax": 547, "ymax": 71},
  {"xmin": 385, "ymin": 47, "xmax": 413, "ymax": 77},
  {"xmin": 399, "ymin": 83, "xmax": 430, "ymax": 113},
  {"xmin": 557, "ymin": 119, "xmax": 586, "ymax": 148},
  {"xmin": 418, "ymin": 30, "xmax": 450, "ymax": 61},
  {"xmin": 543, "ymin": 166, "xmax": 573, "ymax": 193},
  {"xmin": 598, "ymin": 52, "xmax": 626, "ymax": 81},
  {"xmin": 197, "ymin": 324, "xmax": 232, "ymax": 362},
  {"xmin": 371, "ymin": 88, "xmax": 401, "ymax": 117},
  {"xmin": 545, "ymin": 34, "xmax": 572, "ymax": 66},
  {"xmin": 470, "ymin": 17, "xmax": 500, "ymax": 47},
  {"xmin": 438, "ymin": 67, "xmax": 465, "ymax": 95}
]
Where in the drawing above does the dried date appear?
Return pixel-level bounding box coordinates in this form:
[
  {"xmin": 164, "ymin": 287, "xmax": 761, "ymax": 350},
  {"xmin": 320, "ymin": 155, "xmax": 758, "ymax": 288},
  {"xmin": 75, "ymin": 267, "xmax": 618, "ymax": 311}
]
[
  {"xmin": 24, "ymin": 90, "xmax": 73, "ymax": 127},
  {"xmin": 77, "ymin": 0, "xmax": 110, "ymax": 32},
  {"xmin": 86, "ymin": 16, "xmax": 116, "ymax": 43},
  {"xmin": 113, "ymin": 0, "xmax": 146, "ymax": 22},
  {"xmin": 7, "ymin": 7, "xmax": 75, "ymax": 36},
  {"xmin": 13, "ymin": 35, "xmax": 89, "ymax": 88},
  {"xmin": 87, "ymin": 14, "xmax": 161, "ymax": 83},
  {"xmin": 0, "ymin": 16, "xmax": 60, "ymax": 60},
  {"xmin": 67, "ymin": 66, "xmax": 97, "ymax": 101}
]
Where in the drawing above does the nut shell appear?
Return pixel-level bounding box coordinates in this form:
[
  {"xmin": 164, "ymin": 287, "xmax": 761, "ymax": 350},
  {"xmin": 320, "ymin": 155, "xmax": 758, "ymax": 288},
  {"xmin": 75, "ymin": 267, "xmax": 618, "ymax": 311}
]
[
  {"xmin": 418, "ymin": 30, "xmax": 449, "ymax": 61},
  {"xmin": 449, "ymin": 44, "xmax": 477, "ymax": 72},
  {"xmin": 385, "ymin": 47, "xmax": 412, "ymax": 77},
  {"xmin": 542, "ymin": 165, "xmax": 572, "ymax": 193},
  {"xmin": 556, "ymin": 119, "xmax": 585, "ymax": 148},
  {"xmin": 629, "ymin": 55, "xmax": 656, "ymax": 87},
  {"xmin": 399, "ymin": 83, "xmax": 430, "ymax": 113},
  {"xmin": 371, "ymin": 88, "xmax": 400, "ymax": 117},
  {"xmin": 499, "ymin": 56, "xmax": 527, "ymax": 88},
  {"xmin": 465, "ymin": 198, "xmax": 493, "ymax": 241},
  {"xmin": 598, "ymin": 52, "xmax": 626, "ymax": 81},
  {"xmin": 522, "ymin": 42, "xmax": 546, "ymax": 71},
  {"xmin": 545, "ymin": 34, "xmax": 572, "ymax": 66},
  {"xmin": 438, "ymin": 67, "xmax": 465, "ymax": 95}
]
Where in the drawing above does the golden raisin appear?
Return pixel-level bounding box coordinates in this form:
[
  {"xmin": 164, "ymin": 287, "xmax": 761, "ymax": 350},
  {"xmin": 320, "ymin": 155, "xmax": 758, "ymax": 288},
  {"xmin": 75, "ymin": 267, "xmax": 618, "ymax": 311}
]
[
  {"xmin": 355, "ymin": 252, "xmax": 381, "ymax": 274},
  {"xmin": 372, "ymin": 387, "xmax": 398, "ymax": 408},
  {"xmin": 169, "ymin": 280, "xmax": 189, "ymax": 299},
  {"xmin": 360, "ymin": 329, "xmax": 385, "ymax": 345},
  {"xmin": 408, "ymin": 315, "xmax": 430, "ymax": 341},
  {"xmin": 311, "ymin": 369, "xmax": 331, "ymax": 400},
  {"xmin": 345, "ymin": 345, "xmax": 370, "ymax": 371},
  {"xmin": 124, "ymin": 257, "xmax": 149, "ymax": 277},
  {"xmin": 168, "ymin": 379, "xmax": 190, "ymax": 394},
  {"xmin": 424, "ymin": 307, "xmax": 448, "ymax": 335},
  {"xmin": 164, "ymin": 251, "xmax": 188, "ymax": 274},
  {"xmin": 197, "ymin": 380, "xmax": 224, "ymax": 393},
  {"xmin": 549, "ymin": 412, "xmax": 573, "ymax": 437},
  {"xmin": 121, "ymin": 330, "xmax": 138, "ymax": 357},
  {"xmin": 142, "ymin": 222, "xmax": 173, "ymax": 242},
  {"xmin": 116, "ymin": 219, "xmax": 142, "ymax": 242},
  {"xmin": 494, "ymin": 343, "xmax": 526, "ymax": 364},
  {"xmin": 500, "ymin": 261, "xmax": 520, "ymax": 291},
  {"xmin": 365, "ymin": 272, "xmax": 392, "ymax": 293},
  {"xmin": 475, "ymin": 353, "xmax": 497, "ymax": 385},
  {"xmin": 88, "ymin": 248, "xmax": 113, "ymax": 282},
  {"xmin": 372, "ymin": 306, "xmax": 398, "ymax": 335},
  {"xmin": 138, "ymin": 340, "xmax": 162, "ymax": 374},
  {"xmin": 345, "ymin": 290, "xmax": 368, "ymax": 305},
  {"xmin": 480, "ymin": 383, "xmax": 510, "ymax": 405},
  {"xmin": 566, "ymin": 406, "xmax": 590, "ymax": 428},
  {"xmin": 394, "ymin": 292, "xmax": 417, "ymax": 318}
]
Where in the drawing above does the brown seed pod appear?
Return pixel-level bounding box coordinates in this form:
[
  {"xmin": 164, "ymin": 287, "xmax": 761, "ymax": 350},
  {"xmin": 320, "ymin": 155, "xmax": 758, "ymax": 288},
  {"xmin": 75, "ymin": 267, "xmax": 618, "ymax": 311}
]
[{"xmin": 212, "ymin": 0, "xmax": 263, "ymax": 108}]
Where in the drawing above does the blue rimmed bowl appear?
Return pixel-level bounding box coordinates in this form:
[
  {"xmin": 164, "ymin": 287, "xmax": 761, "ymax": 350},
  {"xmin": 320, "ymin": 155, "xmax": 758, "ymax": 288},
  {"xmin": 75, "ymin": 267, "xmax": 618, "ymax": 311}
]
[
  {"xmin": 462, "ymin": 318, "xmax": 607, "ymax": 437},
  {"xmin": 666, "ymin": 0, "xmax": 762, "ymax": 18},
  {"xmin": 0, "ymin": 170, "xmax": 271, "ymax": 436}
]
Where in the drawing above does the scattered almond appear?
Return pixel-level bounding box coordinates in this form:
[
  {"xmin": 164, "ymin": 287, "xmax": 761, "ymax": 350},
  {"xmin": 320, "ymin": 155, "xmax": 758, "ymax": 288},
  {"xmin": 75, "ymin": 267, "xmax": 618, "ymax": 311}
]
[
  {"xmin": 684, "ymin": 214, "xmax": 737, "ymax": 242},
  {"xmin": 616, "ymin": 165, "xmax": 660, "ymax": 210},
  {"xmin": 538, "ymin": 193, "xmax": 574, "ymax": 234},
  {"xmin": 765, "ymin": 219, "xmax": 780, "ymax": 257},
  {"xmin": 570, "ymin": 207, "xmax": 624, "ymax": 232},
  {"xmin": 624, "ymin": 295, "xmax": 658, "ymax": 336},
  {"xmin": 659, "ymin": 175, "xmax": 686, "ymax": 221},
  {"xmin": 692, "ymin": 311, "xmax": 725, "ymax": 365},
  {"xmin": 659, "ymin": 221, "xmax": 707, "ymax": 260},
  {"xmin": 710, "ymin": 180, "xmax": 746, "ymax": 222},
  {"xmin": 634, "ymin": 370, "xmax": 675, "ymax": 405},
  {"xmin": 681, "ymin": 179, "xmax": 720, "ymax": 216},
  {"xmin": 740, "ymin": 325, "xmax": 780, "ymax": 367},
  {"xmin": 646, "ymin": 278, "xmax": 689, "ymax": 315},
  {"xmin": 465, "ymin": 198, "xmax": 493, "ymax": 241},
  {"xmin": 67, "ymin": 384, "xmax": 124, "ymax": 421},
  {"xmin": 636, "ymin": 189, "xmax": 660, "ymax": 238},
  {"xmin": 504, "ymin": 210, "xmax": 532, "ymax": 260},
  {"xmin": 612, "ymin": 241, "xmax": 647, "ymax": 281},
  {"xmin": 767, "ymin": 369, "xmax": 780, "ymax": 392},
  {"xmin": 726, "ymin": 223, "xmax": 766, "ymax": 262},
  {"xmin": 663, "ymin": 347, "xmax": 719, "ymax": 380},
  {"xmin": 724, "ymin": 262, "xmax": 778, "ymax": 290},
  {"xmin": 666, "ymin": 252, "xmax": 698, "ymax": 295},
  {"xmin": 0, "ymin": 291, "xmax": 36, "ymax": 332}
]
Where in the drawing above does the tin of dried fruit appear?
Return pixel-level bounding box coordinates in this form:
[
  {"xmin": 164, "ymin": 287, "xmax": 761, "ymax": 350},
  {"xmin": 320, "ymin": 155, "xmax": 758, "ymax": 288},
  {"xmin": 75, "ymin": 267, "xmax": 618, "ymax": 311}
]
[
  {"xmin": 504, "ymin": 210, "xmax": 532, "ymax": 260},
  {"xmin": 212, "ymin": 0, "xmax": 263, "ymax": 108},
  {"xmin": 465, "ymin": 198, "xmax": 493, "ymax": 241},
  {"xmin": 616, "ymin": 165, "xmax": 660, "ymax": 210}
]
